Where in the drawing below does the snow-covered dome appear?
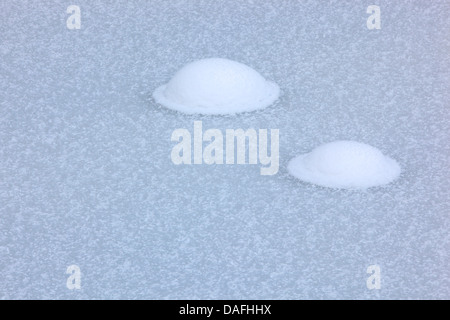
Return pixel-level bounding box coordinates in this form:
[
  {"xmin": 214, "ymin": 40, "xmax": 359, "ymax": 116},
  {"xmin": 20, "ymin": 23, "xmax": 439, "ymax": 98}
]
[
  {"xmin": 287, "ymin": 141, "xmax": 401, "ymax": 189},
  {"xmin": 153, "ymin": 58, "xmax": 280, "ymax": 115}
]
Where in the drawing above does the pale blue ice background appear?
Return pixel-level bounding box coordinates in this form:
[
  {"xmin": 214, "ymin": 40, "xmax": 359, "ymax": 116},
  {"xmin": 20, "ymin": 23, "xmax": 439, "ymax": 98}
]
[{"xmin": 1, "ymin": 0, "xmax": 449, "ymax": 299}]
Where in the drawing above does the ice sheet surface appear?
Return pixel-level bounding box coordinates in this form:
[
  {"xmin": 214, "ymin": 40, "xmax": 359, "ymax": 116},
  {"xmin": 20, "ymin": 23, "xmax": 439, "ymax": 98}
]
[{"xmin": 1, "ymin": 0, "xmax": 449, "ymax": 299}]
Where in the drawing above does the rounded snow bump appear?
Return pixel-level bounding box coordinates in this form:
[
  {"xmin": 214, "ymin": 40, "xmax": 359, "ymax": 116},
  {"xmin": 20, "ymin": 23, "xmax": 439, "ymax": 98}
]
[
  {"xmin": 287, "ymin": 140, "xmax": 401, "ymax": 189},
  {"xmin": 153, "ymin": 58, "xmax": 280, "ymax": 115}
]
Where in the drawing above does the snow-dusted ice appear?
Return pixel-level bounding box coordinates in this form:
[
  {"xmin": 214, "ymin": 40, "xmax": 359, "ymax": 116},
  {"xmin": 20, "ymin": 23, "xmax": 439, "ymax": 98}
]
[
  {"xmin": 1, "ymin": 1, "xmax": 450, "ymax": 300},
  {"xmin": 288, "ymin": 141, "xmax": 401, "ymax": 189},
  {"xmin": 153, "ymin": 58, "xmax": 280, "ymax": 114}
]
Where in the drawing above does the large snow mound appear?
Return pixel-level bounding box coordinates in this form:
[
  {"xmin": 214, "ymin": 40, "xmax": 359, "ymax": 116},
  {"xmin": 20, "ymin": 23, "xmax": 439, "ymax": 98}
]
[
  {"xmin": 153, "ymin": 58, "xmax": 280, "ymax": 115},
  {"xmin": 287, "ymin": 141, "xmax": 401, "ymax": 189}
]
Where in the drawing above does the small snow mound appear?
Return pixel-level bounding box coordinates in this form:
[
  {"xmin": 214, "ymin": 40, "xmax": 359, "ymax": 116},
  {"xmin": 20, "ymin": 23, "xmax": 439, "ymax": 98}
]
[
  {"xmin": 153, "ymin": 58, "xmax": 280, "ymax": 115},
  {"xmin": 287, "ymin": 141, "xmax": 401, "ymax": 189}
]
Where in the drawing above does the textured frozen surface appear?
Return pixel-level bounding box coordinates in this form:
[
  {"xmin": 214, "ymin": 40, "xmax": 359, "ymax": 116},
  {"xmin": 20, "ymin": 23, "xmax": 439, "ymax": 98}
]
[
  {"xmin": 1, "ymin": 0, "xmax": 449, "ymax": 299},
  {"xmin": 288, "ymin": 141, "xmax": 401, "ymax": 189},
  {"xmin": 153, "ymin": 58, "xmax": 280, "ymax": 114}
]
